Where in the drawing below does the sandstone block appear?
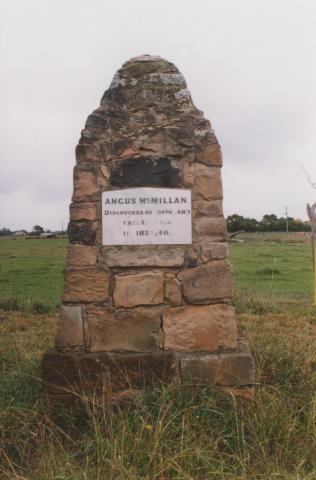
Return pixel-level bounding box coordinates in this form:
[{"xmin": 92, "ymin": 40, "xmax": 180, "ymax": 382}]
[
  {"xmin": 62, "ymin": 268, "xmax": 110, "ymax": 303},
  {"xmin": 100, "ymin": 143, "xmax": 111, "ymax": 162},
  {"xmin": 118, "ymin": 145, "xmax": 140, "ymax": 158},
  {"xmin": 162, "ymin": 304, "xmax": 237, "ymax": 351},
  {"xmin": 165, "ymin": 277, "xmax": 182, "ymax": 306},
  {"xmin": 200, "ymin": 242, "xmax": 229, "ymax": 262},
  {"xmin": 55, "ymin": 305, "xmax": 83, "ymax": 349},
  {"xmin": 97, "ymin": 165, "xmax": 111, "ymax": 188},
  {"xmin": 42, "ymin": 349, "xmax": 176, "ymax": 395},
  {"xmin": 72, "ymin": 167, "xmax": 98, "ymax": 202},
  {"xmin": 181, "ymin": 152, "xmax": 195, "ymax": 163},
  {"xmin": 177, "ymin": 260, "xmax": 233, "ymax": 303},
  {"xmin": 70, "ymin": 202, "xmax": 98, "ymax": 221},
  {"xmin": 66, "ymin": 245, "xmax": 97, "ymax": 267},
  {"xmin": 192, "ymin": 200, "xmax": 223, "ymax": 218},
  {"xmin": 100, "ymin": 165, "xmax": 110, "ymax": 179},
  {"xmin": 180, "ymin": 352, "xmax": 255, "ymax": 386},
  {"xmin": 85, "ymin": 113, "xmax": 108, "ymax": 130},
  {"xmin": 194, "ymin": 164, "xmax": 222, "ymax": 200},
  {"xmin": 112, "ymin": 139, "xmax": 136, "ymax": 157},
  {"xmin": 138, "ymin": 129, "xmax": 183, "ymax": 156},
  {"xmin": 193, "ymin": 218, "xmax": 227, "ymax": 242},
  {"xmin": 182, "ymin": 163, "xmax": 194, "ymax": 187},
  {"xmin": 85, "ymin": 306, "xmax": 162, "ymax": 352},
  {"xmin": 68, "ymin": 221, "xmax": 97, "ymax": 245},
  {"xmin": 103, "ymin": 246, "xmax": 184, "ymax": 267},
  {"xmin": 195, "ymin": 144, "xmax": 222, "ymax": 166},
  {"xmin": 184, "ymin": 246, "xmax": 199, "ymax": 267},
  {"xmin": 113, "ymin": 272, "xmax": 163, "ymax": 307},
  {"xmin": 76, "ymin": 144, "xmax": 101, "ymax": 164}
]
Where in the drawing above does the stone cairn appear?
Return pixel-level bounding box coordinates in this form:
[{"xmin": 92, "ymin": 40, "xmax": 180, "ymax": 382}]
[{"xmin": 42, "ymin": 55, "xmax": 254, "ymax": 402}]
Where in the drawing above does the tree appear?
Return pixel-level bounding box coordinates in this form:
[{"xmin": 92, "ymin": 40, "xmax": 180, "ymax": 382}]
[
  {"xmin": 0, "ymin": 228, "xmax": 11, "ymax": 236},
  {"xmin": 32, "ymin": 225, "xmax": 44, "ymax": 235},
  {"xmin": 227, "ymin": 213, "xmax": 311, "ymax": 233},
  {"xmin": 226, "ymin": 214, "xmax": 245, "ymax": 232},
  {"xmin": 226, "ymin": 214, "xmax": 256, "ymax": 232}
]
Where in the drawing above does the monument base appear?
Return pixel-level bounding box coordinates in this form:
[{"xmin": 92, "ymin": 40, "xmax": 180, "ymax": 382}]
[{"xmin": 41, "ymin": 339, "xmax": 254, "ymax": 404}]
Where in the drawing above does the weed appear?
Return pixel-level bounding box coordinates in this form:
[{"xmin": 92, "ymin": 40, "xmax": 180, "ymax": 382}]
[{"xmin": 257, "ymin": 267, "xmax": 281, "ymax": 275}]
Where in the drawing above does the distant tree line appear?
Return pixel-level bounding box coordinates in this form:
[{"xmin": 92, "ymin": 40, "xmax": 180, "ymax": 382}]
[
  {"xmin": 0, "ymin": 225, "xmax": 67, "ymax": 236},
  {"xmin": 0, "ymin": 225, "xmax": 46, "ymax": 236},
  {"xmin": 0, "ymin": 216, "xmax": 311, "ymax": 236},
  {"xmin": 227, "ymin": 214, "xmax": 311, "ymax": 233}
]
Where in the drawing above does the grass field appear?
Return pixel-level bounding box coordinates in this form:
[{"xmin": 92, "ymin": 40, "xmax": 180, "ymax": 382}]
[
  {"xmin": 230, "ymin": 240, "xmax": 314, "ymax": 313},
  {"xmin": 0, "ymin": 237, "xmax": 67, "ymax": 312},
  {"xmin": 1, "ymin": 236, "xmax": 316, "ymax": 479},
  {"xmin": 0, "ymin": 236, "xmax": 314, "ymax": 313}
]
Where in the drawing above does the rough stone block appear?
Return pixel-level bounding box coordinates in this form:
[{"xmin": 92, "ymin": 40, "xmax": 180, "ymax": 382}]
[
  {"xmin": 103, "ymin": 245, "xmax": 184, "ymax": 267},
  {"xmin": 97, "ymin": 165, "xmax": 111, "ymax": 188},
  {"xmin": 165, "ymin": 276, "xmax": 182, "ymax": 306},
  {"xmin": 72, "ymin": 167, "xmax": 98, "ymax": 201},
  {"xmin": 100, "ymin": 165, "xmax": 110, "ymax": 179},
  {"xmin": 86, "ymin": 113, "xmax": 109, "ymax": 129},
  {"xmin": 194, "ymin": 164, "xmax": 223, "ymax": 200},
  {"xmin": 195, "ymin": 144, "xmax": 222, "ymax": 166},
  {"xmin": 183, "ymin": 246, "xmax": 200, "ymax": 267},
  {"xmin": 68, "ymin": 221, "xmax": 97, "ymax": 245},
  {"xmin": 85, "ymin": 306, "xmax": 162, "ymax": 352},
  {"xmin": 193, "ymin": 218, "xmax": 227, "ymax": 242},
  {"xmin": 62, "ymin": 268, "xmax": 110, "ymax": 303},
  {"xmin": 70, "ymin": 202, "xmax": 98, "ymax": 221},
  {"xmin": 181, "ymin": 152, "xmax": 195, "ymax": 163},
  {"xmin": 180, "ymin": 352, "xmax": 255, "ymax": 386},
  {"xmin": 162, "ymin": 304, "xmax": 237, "ymax": 352},
  {"xmin": 66, "ymin": 245, "xmax": 98, "ymax": 267},
  {"xmin": 42, "ymin": 349, "xmax": 176, "ymax": 395},
  {"xmin": 200, "ymin": 242, "xmax": 229, "ymax": 262},
  {"xmin": 76, "ymin": 144, "xmax": 101, "ymax": 164},
  {"xmin": 118, "ymin": 145, "xmax": 140, "ymax": 159},
  {"xmin": 113, "ymin": 271, "xmax": 164, "ymax": 307},
  {"xmin": 177, "ymin": 260, "xmax": 233, "ymax": 303},
  {"xmin": 192, "ymin": 200, "xmax": 223, "ymax": 218},
  {"xmin": 55, "ymin": 305, "xmax": 84, "ymax": 349},
  {"xmin": 183, "ymin": 163, "xmax": 194, "ymax": 187},
  {"xmin": 138, "ymin": 129, "xmax": 184, "ymax": 156}
]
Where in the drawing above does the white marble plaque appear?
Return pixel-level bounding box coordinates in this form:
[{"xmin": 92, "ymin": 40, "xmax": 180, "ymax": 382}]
[{"xmin": 102, "ymin": 188, "xmax": 192, "ymax": 245}]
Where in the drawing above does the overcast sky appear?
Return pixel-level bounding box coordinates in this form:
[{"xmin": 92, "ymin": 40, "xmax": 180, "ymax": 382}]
[{"xmin": 1, "ymin": 0, "xmax": 316, "ymax": 231}]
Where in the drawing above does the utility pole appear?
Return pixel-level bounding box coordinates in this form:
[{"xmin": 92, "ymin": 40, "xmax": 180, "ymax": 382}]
[{"xmin": 285, "ymin": 206, "xmax": 289, "ymax": 233}]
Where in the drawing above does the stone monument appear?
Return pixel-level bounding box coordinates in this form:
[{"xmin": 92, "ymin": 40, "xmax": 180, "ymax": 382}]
[{"xmin": 42, "ymin": 55, "xmax": 254, "ymax": 401}]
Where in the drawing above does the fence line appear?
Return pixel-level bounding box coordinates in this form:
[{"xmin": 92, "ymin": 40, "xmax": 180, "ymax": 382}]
[{"xmin": 235, "ymin": 231, "xmax": 311, "ymax": 242}]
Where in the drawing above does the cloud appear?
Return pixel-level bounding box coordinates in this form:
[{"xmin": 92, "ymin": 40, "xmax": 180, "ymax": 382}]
[{"xmin": 1, "ymin": 0, "xmax": 316, "ymax": 230}]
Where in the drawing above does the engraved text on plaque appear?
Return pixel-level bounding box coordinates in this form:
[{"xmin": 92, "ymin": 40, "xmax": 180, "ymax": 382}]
[{"xmin": 102, "ymin": 188, "xmax": 192, "ymax": 245}]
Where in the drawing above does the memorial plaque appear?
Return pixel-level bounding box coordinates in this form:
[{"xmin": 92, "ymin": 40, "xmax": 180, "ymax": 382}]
[{"xmin": 102, "ymin": 188, "xmax": 192, "ymax": 245}]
